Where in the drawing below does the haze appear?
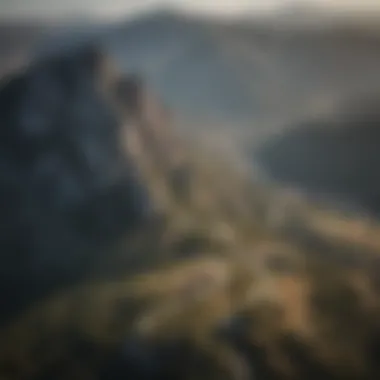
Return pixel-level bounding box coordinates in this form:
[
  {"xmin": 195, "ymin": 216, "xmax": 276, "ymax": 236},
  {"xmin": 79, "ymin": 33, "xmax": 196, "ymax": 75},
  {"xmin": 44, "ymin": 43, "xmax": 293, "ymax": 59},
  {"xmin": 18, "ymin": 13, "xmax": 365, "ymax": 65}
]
[{"xmin": 1, "ymin": 0, "xmax": 380, "ymax": 20}]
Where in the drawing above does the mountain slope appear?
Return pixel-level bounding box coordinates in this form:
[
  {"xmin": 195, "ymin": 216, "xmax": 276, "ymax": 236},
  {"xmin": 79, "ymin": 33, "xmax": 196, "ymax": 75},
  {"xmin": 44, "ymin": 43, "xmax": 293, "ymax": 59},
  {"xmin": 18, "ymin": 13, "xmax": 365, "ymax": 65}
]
[{"xmin": 3, "ymin": 45, "xmax": 380, "ymax": 379}]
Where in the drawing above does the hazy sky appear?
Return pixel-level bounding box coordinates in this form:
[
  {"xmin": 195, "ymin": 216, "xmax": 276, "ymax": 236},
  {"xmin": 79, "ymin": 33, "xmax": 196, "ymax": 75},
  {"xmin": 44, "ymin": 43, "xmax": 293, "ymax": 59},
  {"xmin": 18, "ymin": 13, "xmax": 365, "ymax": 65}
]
[{"xmin": 1, "ymin": 0, "xmax": 380, "ymax": 19}]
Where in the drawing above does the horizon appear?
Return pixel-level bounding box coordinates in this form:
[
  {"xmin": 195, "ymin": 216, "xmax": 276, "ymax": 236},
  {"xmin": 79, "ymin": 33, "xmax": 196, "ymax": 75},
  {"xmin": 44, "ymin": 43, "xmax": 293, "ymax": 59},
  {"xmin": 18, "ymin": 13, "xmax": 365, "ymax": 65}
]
[{"xmin": 1, "ymin": 0, "xmax": 380, "ymax": 22}]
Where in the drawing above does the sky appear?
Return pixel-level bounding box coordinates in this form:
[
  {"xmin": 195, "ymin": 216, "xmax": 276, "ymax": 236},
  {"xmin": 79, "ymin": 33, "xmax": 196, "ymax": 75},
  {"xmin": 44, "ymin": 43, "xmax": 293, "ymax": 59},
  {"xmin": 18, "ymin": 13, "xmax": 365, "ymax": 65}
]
[{"xmin": 1, "ymin": 0, "xmax": 380, "ymax": 20}]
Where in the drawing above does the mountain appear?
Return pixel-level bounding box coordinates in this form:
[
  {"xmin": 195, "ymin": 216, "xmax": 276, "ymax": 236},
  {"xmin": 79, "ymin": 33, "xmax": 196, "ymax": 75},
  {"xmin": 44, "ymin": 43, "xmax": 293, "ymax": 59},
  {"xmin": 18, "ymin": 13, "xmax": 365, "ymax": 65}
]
[
  {"xmin": 100, "ymin": 11, "xmax": 380, "ymax": 128},
  {"xmin": 13, "ymin": 10, "xmax": 379, "ymax": 126},
  {"xmin": 3, "ymin": 10, "xmax": 380, "ymax": 215},
  {"xmin": 3, "ymin": 45, "xmax": 380, "ymax": 380},
  {"xmin": 99, "ymin": 11, "xmax": 380, "ymax": 216}
]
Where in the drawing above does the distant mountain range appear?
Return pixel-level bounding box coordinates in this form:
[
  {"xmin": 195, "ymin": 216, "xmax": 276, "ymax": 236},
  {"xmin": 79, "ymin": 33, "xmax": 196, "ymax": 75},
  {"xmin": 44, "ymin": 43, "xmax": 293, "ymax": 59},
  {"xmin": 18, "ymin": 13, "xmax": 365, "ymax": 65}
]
[
  {"xmin": 2, "ymin": 10, "xmax": 380, "ymax": 215},
  {"xmin": 103, "ymin": 11, "xmax": 380, "ymax": 127},
  {"xmin": 3, "ymin": 10, "xmax": 380, "ymax": 124}
]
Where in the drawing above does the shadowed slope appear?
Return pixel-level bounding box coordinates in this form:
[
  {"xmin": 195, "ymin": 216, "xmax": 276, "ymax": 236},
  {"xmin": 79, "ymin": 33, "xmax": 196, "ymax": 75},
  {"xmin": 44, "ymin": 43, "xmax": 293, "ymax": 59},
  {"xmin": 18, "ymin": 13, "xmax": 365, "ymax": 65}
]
[{"xmin": 256, "ymin": 95, "xmax": 380, "ymax": 216}]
